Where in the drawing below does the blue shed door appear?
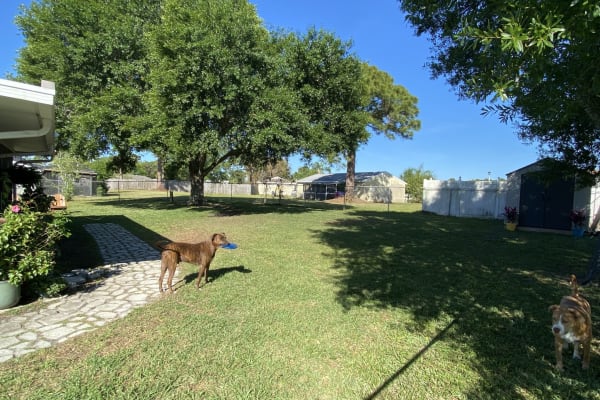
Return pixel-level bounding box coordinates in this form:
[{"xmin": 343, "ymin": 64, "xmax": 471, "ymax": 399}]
[{"xmin": 519, "ymin": 173, "xmax": 574, "ymax": 230}]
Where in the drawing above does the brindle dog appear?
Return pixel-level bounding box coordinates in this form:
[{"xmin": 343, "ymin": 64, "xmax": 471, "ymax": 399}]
[
  {"xmin": 549, "ymin": 274, "xmax": 592, "ymax": 370},
  {"xmin": 156, "ymin": 233, "xmax": 229, "ymax": 293}
]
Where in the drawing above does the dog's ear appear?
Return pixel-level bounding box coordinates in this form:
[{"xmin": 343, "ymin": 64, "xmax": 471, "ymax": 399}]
[
  {"xmin": 549, "ymin": 305, "xmax": 559, "ymax": 313},
  {"xmin": 569, "ymin": 274, "xmax": 577, "ymax": 284}
]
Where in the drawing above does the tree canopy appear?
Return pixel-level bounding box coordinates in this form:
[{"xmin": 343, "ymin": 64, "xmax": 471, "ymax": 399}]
[
  {"xmin": 398, "ymin": 0, "xmax": 600, "ymax": 181},
  {"xmin": 17, "ymin": 0, "xmax": 161, "ymax": 175},
  {"xmin": 16, "ymin": 0, "xmax": 420, "ymax": 205},
  {"xmin": 401, "ymin": 165, "xmax": 434, "ymax": 203},
  {"xmin": 143, "ymin": 0, "xmax": 313, "ymax": 204},
  {"xmin": 348, "ymin": 63, "xmax": 420, "ymax": 197},
  {"xmin": 281, "ymin": 28, "xmax": 367, "ymax": 160}
]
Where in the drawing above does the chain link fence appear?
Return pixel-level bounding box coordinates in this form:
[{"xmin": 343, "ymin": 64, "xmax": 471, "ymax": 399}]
[
  {"xmin": 41, "ymin": 178, "xmax": 408, "ymax": 205},
  {"xmin": 41, "ymin": 177, "xmax": 103, "ymax": 197}
]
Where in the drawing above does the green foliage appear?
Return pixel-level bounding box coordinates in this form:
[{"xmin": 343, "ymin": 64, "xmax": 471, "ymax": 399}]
[
  {"xmin": 51, "ymin": 152, "xmax": 83, "ymax": 200},
  {"xmin": 246, "ymin": 159, "xmax": 291, "ymax": 183},
  {"xmin": 23, "ymin": 271, "xmax": 68, "ymax": 299},
  {"xmin": 83, "ymin": 157, "xmax": 111, "ymax": 180},
  {"xmin": 281, "ymin": 31, "xmax": 421, "ymax": 198},
  {"xmin": 20, "ymin": 186, "xmax": 54, "ymax": 212},
  {"xmin": 361, "ymin": 63, "xmax": 421, "ymax": 140},
  {"xmin": 84, "ymin": 156, "xmax": 155, "ymax": 180},
  {"xmin": 208, "ymin": 164, "xmax": 249, "ymax": 183},
  {"xmin": 144, "ymin": 0, "xmax": 308, "ymax": 204},
  {"xmin": 398, "ymin": 0, "xmax": 600, "ymax": 179},
  {"xmin": 292, "ymin": 161, "xmax": 332, "ymax": 181},
  {"xmin": 401, "ymin": 165, "xmax": 435, "ymax": 202},
  {"xmin": 16, "ymin": 0, "xmax": 419, "ymax": 206},
  {"xmin": 133, "ymin": 160, "xmax": 158, "ymax": 179},
  {"xmin": 342, "ymin": 62, "xmax": 421, "ymax": 198},
  {"xmin": 106, "ymin": 149, "xmax": 139, "ymax": 177},
  {"xmin": 162, "ymin": 159, "xmax": 188, "ymax": 181},
  {"xmin": 16, "ymin": 0, "xmax": 162, "ymax": 160},
  {"xmin": 0, "ymin": 203, "xmax": 70, "ymax": 285},
  {"xmin": 282, "ymin": 28, "xmax": 366, "ymax": 158}
]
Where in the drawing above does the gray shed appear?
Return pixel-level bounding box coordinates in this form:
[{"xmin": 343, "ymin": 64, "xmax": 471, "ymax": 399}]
[
  {"xmin": 505, "ymin": 160, "xmax": 600, "ymax": 231},
  {"xmin": 41, "ymin": 166, "xmax": 100, "ymax": 196}
]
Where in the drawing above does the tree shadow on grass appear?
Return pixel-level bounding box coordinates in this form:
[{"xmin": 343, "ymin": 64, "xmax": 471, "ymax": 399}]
[
  {"xmin": 313, "ymin": 210, "xmax": 600, "ymax": 398},
  {"xmin": 58, "ymin": 212, "xmax": 251, "ymax": 292},
  {"xmin": 57, "ymin": 214, "xmax": 171, "ymax": 272},
  {"xmin": 85, "ymin": 193, "xmax": 349, "ymax": 216}
]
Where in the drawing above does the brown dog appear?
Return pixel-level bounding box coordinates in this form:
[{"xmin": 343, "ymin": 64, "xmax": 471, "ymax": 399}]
[
  {"xmin": 156, "ymin": 233, "xmax": 229, "ymax": 293},
  {"xmin": 549, "ymin": 274, "xmax": 592, "ymax": 370}
]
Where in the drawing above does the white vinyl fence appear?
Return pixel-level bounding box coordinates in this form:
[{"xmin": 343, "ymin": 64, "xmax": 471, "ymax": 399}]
[
  {"xmin": 44, "ymin": 178, "xmax": 404, "ymax": 205},
  {"xmin": 164, "ymin": 180, "xmax": 254, "ymax": 196},
  {"xmin": 422, "ymin": 179, "xmax": 512, "ymax": 219}
]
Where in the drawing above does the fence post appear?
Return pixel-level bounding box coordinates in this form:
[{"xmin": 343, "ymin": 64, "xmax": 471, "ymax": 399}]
[{"xmin": 263, "ymin": 182, "xmax": 267, "ymax": 204}]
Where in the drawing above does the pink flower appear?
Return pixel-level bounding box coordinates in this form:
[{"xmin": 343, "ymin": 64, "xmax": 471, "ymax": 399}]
[{"xmin": 11, "ymin": 204, "xmax": 20, "ymax": 214}]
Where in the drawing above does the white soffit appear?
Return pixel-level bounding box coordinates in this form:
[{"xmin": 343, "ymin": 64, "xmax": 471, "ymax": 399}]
[{"xmin": 0, "ymin": 79, "xmax": 56, "ymax": 157}]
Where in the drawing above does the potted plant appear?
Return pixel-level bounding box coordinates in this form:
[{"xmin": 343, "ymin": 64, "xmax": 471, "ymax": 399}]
[
  {"xmin": 0, "ymin": 203, "xmax": 70, "ymax": 309},
  {"xmin": 503, "ymin": 206, "xmax": 518, "ymax": 231},
  {"xmin": 569, "ymin": 208, "xmax": 587, "ymax": 237}
]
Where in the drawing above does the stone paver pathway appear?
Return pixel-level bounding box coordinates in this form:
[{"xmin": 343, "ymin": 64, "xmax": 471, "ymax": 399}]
[{"xmin": 0, "ymin": 223, "xmax": 166, "ymax": 363}]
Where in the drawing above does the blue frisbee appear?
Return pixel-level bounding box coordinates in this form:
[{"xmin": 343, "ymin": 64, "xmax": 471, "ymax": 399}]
[{"xmin": 221, "ymin": 243, "xmax": 238, "ymax": 250}]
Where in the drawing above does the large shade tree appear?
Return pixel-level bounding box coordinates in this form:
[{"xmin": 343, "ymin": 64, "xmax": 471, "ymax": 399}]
[
  {"xmin": 143, "ymin": 0, "xmax": 309, "ymax": 205},
  {"xmin": 350, "ymin": 63, "xmax": 420, "ymax": 198},
  {"xmin": 398, "ymin": 0, "xmax": 600, "ymax": 182},
  {"xmin": 16, "ymin": 0, "xmax": 162, "ymax": 174},
  {"xmin": 16, "ymin": 0, "xmax": 418, "ymax": 205},
  {"xmin": 284, "ymin": 30, "xmax": 420, "ymax": 200},
  {"xmin": 282, "ymin": 29, "xmax": 367, "ymax": 166}
]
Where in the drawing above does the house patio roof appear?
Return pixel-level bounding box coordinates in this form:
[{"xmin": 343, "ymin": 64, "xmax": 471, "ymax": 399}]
[{"xmin": 0, "ymin": 79, "xmax": 56, "ymax": 159}]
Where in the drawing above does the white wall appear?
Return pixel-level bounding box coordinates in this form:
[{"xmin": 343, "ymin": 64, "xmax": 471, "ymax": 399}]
[
  {"xmin": 424, "ymin": 177, "xmax": 600, "ymax": 229},
  {"xmin": 422, "ymin": 179, "xmax": 512, "ymax": 219}
]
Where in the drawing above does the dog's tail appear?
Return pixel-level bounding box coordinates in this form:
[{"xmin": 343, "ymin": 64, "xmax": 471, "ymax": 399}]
[{"xmin": 569, "ymin": 274, "xmax": 580, "ymax": 296}]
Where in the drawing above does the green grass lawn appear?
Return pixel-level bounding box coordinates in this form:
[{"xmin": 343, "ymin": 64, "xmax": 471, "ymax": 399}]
[{"xmin": 1, "ymin": 191, "xmax": 599, "ymax": 399}]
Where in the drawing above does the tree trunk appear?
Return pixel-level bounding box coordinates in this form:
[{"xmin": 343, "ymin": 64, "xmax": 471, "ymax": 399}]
[
  {"xmin": 156, "ymin": 157, "xmax": 166, "ymax": 190},
  {"xmin": 345, "ymin": 149, "xmax": 356, "ymax": 202},
  {"xmin": 188, "ymin": 157, "xmax": 206, "ymax": 206}
]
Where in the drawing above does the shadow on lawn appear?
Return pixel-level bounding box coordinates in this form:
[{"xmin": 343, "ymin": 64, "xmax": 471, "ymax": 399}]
[
  {"xmin": 58, "ymin": 213, "xmax": 250, "ymax": 292},
  {"xmin": 84, "ymin": 193, "xmax": 348, "ymax": 215},
  {"xmin": 313, "ymin": 210, "xmax": 600, "ymax": 398},
  {"xmin": 57, "ymin": 213, "xmax": 171, "ymax": 272},
  {"xmin": 181, "ymin": 265, "xmax": 252, "ymax": 287}
]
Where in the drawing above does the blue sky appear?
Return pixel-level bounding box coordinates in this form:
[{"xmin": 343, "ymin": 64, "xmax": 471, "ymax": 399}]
[{"xmin": 2, "ymin": 0, "xmax": 541, "ymax": 180}]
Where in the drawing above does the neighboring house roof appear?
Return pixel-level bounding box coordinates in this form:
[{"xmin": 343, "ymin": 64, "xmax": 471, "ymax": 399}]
[
  {"xmin": 41, "ymin": 166, "xmax": 98, "ymax": 177},
  {"xmin": 0, "ymin": 79, "xmax": 56, "ymax": 158},
  {"xmin": 297, "ymin": 171, "xmax": 393, "ymax": 184}
]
